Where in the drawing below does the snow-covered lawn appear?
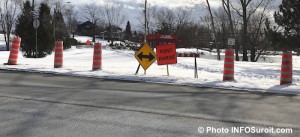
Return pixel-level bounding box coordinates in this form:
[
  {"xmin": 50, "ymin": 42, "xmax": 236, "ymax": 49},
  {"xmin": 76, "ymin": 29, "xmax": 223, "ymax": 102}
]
[
  {"xmin": 0, "ymin": 41, "xmax": 6, "ymax": 51},
  {"xmin": 0, "ymin": 42, "xmax": 299, "ymax": 94},
  {"xmin": 73, "ymin": 35, "xmax": 104, "ymax": 44},
  {"xmin": 0, "ymin": 34, "xmax": 15, "ymax": 51}
]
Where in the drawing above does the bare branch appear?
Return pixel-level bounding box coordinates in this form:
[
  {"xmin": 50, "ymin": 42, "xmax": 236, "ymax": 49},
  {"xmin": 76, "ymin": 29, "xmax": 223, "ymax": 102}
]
[
  {"xmin": 230, "ymin": 1, "xmax": 243, "ymax": 17},
  {"xmin": 80, "ymin": 3, "xmax": 102, "ymax": 23},
  {"xmin": 0, "ymin": 0, "xmax": 20, "ymax": 50},
  {"xmin": 246, "ymin": 0, "xmax": 264, "ymax": 21},
  {"xmin": 103, "ymin": 3, "xmax": 126, "ymax": 27}
]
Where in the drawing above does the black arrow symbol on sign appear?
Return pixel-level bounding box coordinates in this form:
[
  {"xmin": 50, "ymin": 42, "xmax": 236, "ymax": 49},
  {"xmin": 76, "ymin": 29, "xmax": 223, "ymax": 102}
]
[{"xmin": 138, "ymin": 52, "xmax": 155, "ymax": 62}]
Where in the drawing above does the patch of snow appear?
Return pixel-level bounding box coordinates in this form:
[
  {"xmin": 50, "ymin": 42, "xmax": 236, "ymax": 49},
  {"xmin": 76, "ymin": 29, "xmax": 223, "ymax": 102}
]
[{"xmin": 176, "ymin": 48, "xmax": 211, "ymax": 55}]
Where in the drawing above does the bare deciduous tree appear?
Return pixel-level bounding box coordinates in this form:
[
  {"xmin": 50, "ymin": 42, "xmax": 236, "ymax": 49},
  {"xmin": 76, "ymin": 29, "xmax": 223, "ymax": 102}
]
[
  {"xmin": 189, "ymin": 0, "xmax": 221, "ymax": 60},
  {"xmin": 151, "ymin": 7, "xmax": 191, "ymax": 35},
  {"xmin": 64, "ymin": 4, "xmax": 77, "ymax": 38},
  {"xmin": 247, "ymin": 0, "xmax": 272, "ymax": 62},
  {"xmin": 0, "ymin": 0, "xmax": 22, "ymax": 51},
  {"xmin": 205, "ymin": 0, "xmax": 221, "ymax": 60},
  {"xmin": 222, "ymin": 0, "xmax": 240, "ymax": 61},
  {"xmin": 231, "ymin": 0, "xmax": 264, "ymax": 61},
  {"xmin": 155, "ymin": 8, "xmax": 176, "ymax": 34},
  {"xmin": 136, "ymin": 4, "xmax": 157, "ymax": 34},
  {"xmin": 103, "ymin": 2, "xmax": 126, "ymax": 45},
  {"xmin": 80, "ymin": 2, "xmax": 102, "ymax": 42},
  {"xmin": 174, "ymin": 7, "xmax": 191, "ymax": 35},
  {"xmin": 214, "ymin": 8, "xmax": 230, "ymax": 48}
]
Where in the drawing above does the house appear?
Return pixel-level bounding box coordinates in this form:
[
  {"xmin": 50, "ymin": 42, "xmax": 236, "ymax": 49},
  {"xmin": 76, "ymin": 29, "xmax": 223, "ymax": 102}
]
[
  {"xmin": 98, "ymin": 25, "xmax": 123, "ymax": 41},
  {"xmin": 100, "ymin": 30, "xmax": 124, "ymax": 41},
  {"xmin": 77, "ymin": 21, "xmax": 125, "ymax": 41},
  {"xmin": 76, "ymin": 21, "xmax": 95, "ymax": 36}
]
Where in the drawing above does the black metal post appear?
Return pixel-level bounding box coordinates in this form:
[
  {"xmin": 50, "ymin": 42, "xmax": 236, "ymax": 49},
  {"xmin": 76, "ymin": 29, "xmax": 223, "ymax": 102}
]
[{"xmin": 194, "ymin": 55, "xmax": 198, "ymax": 78}]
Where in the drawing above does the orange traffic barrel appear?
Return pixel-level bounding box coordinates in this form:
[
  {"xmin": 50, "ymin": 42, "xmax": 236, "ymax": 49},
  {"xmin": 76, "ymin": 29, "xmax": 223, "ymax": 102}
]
[
  {"xmin": 54, "ymin": 40, "xmax": 63, "ymax": 68},
  {"xmin": 280, "ymin": 51, "xmax": 293, "ymax": 85},
  {"xmin": 223, "ymin": 48, "xmax": 234, "ymax": 81},
  {"xmin": 92, "ymin": 42, "xmax": 102, "ymax": 70},
  {"xmin": 7, "ymin": 36, "xmax": 22, "ymax": 65}
]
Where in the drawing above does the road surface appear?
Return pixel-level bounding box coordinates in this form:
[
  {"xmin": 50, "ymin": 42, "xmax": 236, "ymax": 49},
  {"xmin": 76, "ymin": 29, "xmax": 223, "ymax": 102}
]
[{"xmin": 0, "ymin": 70, "xmax": 299, "ymax": 137}]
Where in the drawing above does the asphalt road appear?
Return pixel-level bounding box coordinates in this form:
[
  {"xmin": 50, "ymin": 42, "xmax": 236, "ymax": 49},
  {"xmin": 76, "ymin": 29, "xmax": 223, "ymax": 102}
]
[{"xmin": 0, "ymin": 70, "xmax": 299, "ymax": 137}]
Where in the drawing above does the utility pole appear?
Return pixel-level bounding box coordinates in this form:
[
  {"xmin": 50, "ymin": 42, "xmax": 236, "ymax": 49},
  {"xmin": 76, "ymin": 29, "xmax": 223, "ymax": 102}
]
[
  {"xmin": 143, "ymin": 0, "xmax": 147, "ymax": 75},
  {"xmin": 53, "ymin": 8, "xmax": 56, "ymax": 41},
  {"xmin": 136, "ymin": 0, "xmax": 147, "ymax": 75},
  {"xmin": 144, "ymin": 0, "xmax": 147, "ymax": 43},
  {"xmin": 32, "ymin": 0, "xmax": 39, "ymax": 58}
]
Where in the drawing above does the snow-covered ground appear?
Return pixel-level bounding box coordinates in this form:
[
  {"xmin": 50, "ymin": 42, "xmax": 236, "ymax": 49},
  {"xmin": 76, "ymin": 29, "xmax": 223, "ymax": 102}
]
[
  {"xmin": 0, "ymin": 34, "xmax": 7, "ymax": 51},
  {"xmin": 0, "ymin": 41, "xmax": 6, "ymax": 51},
  {"xmin": 0, "ymin": 33, "xmax": 15, "ymax": 51},
  {"xmin": 73, "ymin": 35, "xmax": 104, "ymax": 44},
  {"xmin": 0, "ymin": 36, "xmax": 299, "ymax": 94}
]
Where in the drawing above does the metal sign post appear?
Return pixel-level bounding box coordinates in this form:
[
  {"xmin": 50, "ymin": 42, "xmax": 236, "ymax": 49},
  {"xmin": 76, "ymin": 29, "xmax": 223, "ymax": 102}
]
[
  {"xmin": 167, "ymin": 64, "xmax": 169, "ymax": 76},
  {"xmin": 33, "ymin": 19, "xmax": 40, "ymax": 58},
  {"xmin": 35, "ymin": 26, "xmax": 38, "ymax": 58},
  {"xmin": 194, "ymin": 55, "xmax": 198, "ymax": 78},
  {"xmin": 32, "ymin": 10, "xmax": 40, "ymax": 58},
  {"xmin": 135, "ymin": 64, "xmax": 141, "ymax": 75}
]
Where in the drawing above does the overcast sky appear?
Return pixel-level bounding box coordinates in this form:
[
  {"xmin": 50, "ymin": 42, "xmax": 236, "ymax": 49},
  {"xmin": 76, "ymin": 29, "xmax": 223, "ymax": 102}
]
[
  {"xmin": 64, "ymin": 0, "xmax": 221, "ymax": 8},
  {"xmin": 62, "ymin": 0, "xmax": 228, "ymax": 29},
  {"xmin": 35, "ymin": 0, "xmax": 281, "ymax": 30}
]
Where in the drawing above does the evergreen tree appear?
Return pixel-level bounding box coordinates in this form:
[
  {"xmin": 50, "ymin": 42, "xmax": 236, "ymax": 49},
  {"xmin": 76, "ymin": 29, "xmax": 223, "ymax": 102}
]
[
  {"xmin": 274, "ymin": 0, "xmax": 300, "ymax": 49},
  {"xmin": 125, "ymin": 21, "xmax": 132, "ymax": 41},
  {"xmin": 54, "ymin": 10, "xmax": 71, "ymax": 49},
  {"xmin": 15, "ymin": 1, "xmax": 35, "ymax": 57},
  {"xmin": 54, "ymin": 11, "xmax": 67, "ymax": 40},
  {"xmin": 264, "ymin": 18, "xmax": 283, "ymax": 51},
  {"xmin": 37, "ymin": 3, "xmax": 54, "ymax": 57}
]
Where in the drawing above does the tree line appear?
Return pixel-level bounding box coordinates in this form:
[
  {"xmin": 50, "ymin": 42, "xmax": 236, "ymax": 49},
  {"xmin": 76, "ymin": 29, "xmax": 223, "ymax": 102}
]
[
  {"xmin": 0, "ymin": 0, "xmax": 299, "ymax": 61},
  {"xmin": 135, "ymin": 0, "xmax": 300, "ymax": 62}
]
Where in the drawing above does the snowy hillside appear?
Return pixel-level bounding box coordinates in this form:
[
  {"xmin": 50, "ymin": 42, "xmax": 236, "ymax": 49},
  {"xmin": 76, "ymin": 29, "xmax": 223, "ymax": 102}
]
[{"xmin": 0, "ymin": 40, "xmax": 299, "ymax": 94}]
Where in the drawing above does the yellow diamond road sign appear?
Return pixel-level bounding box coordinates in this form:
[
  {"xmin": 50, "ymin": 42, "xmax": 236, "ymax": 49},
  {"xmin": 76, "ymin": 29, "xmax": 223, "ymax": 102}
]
[{"xmin": 135, "ymin": 43, "xmax": 157, "ymax": 70}]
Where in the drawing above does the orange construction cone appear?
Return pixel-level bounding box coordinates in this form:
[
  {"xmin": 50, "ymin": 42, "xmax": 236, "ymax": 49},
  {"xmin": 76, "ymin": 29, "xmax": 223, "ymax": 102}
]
[
  {"xmin": 7, "ymin": 36, "xmax": 21, "ymax": 65},
  {"xmin": 280, "ymin": 50, "xmax": 293, "ymax": 85},
  {"xmin": 54, "ymin": 40, "xmax": 63, "ymax": 68},
  {"xmin": 92, "ymin": 42, "xmax": 102, "ymax": 70},
  {"xmin": 223, "ymin": 47, "xmax": 234, "ymax": 81}
]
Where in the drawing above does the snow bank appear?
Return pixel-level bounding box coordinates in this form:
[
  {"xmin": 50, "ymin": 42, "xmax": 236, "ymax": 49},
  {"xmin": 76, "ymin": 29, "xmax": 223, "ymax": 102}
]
[{"xmin": 176, "ymin": 48, "xmax": 211, "ymax": 55}]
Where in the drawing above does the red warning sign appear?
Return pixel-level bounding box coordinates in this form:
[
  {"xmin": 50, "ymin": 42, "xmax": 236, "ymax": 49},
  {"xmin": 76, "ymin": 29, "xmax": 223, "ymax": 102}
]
[{"xmin": 156, "ymin": 44, "xmax": 177, "ymax": 65}]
